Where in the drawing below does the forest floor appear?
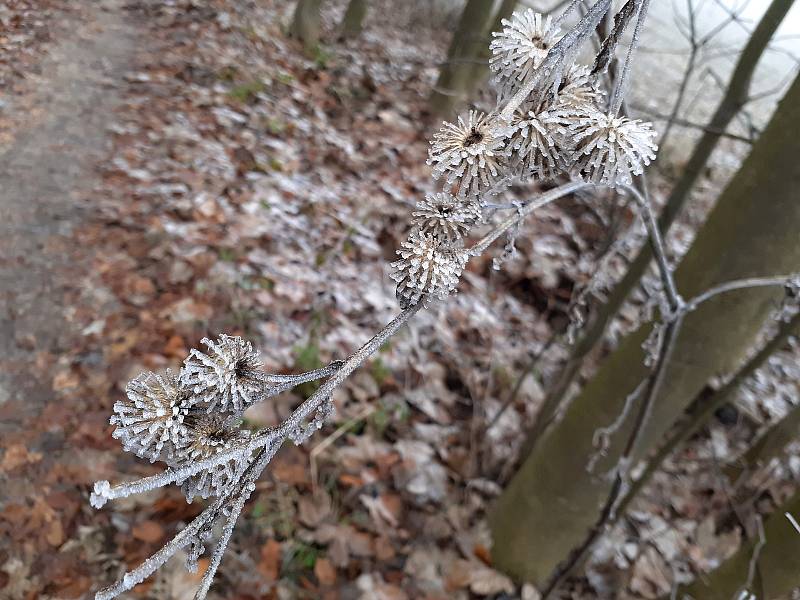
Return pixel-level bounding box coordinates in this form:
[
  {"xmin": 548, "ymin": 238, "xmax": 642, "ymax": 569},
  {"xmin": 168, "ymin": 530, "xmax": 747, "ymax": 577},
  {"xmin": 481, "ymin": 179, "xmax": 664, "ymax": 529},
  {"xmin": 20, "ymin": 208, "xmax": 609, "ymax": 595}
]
[{"xmin": 0, "ymin": 1, "xmax": 797, "ymax": 599}]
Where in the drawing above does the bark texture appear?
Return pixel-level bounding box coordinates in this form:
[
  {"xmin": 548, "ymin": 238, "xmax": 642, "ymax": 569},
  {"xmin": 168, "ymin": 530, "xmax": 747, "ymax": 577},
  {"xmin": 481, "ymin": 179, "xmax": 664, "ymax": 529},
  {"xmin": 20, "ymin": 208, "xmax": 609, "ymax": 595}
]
[
  {"xmin": 671, "ymin": 492, "xmax": 800, "ymax": 599},
  {"xmin": 490, "ymin": 74, "xmax": 800, "ymax": 586},
  {"xmin": 289, "ymin": 0, "xmax": 323, "ymax": 49},
  {"xmin": 522, "ymin": 0, "xmax": 796, "ymax": 454},
  {"xmin": 339, "ymin": 0, "xmax": 367, "ymax": 38}
]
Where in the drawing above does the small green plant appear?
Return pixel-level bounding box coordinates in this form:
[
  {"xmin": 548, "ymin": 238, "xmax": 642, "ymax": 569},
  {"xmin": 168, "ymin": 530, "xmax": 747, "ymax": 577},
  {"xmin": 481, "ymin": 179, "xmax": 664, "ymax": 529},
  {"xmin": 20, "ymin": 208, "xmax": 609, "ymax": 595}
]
[
  {"xmin": 228, "ymin": 80, "xmax": 266, "ymax": 103},
  {"xmin": 217, "ymin": 247, "xmax": 237, "ymax": 262},
  {"xmin": 283, "ymin": 541, "xmax": 320, "ymax": 577},
  {"xmin": 308, "ymin": 44, "xmax": 332, "ymax": 69},
  {"xmin": 370, "ymin": 357, "xmax": 391, "ymax": 386},
  {"xmin": 275, "ymin": 71, "xmax": 295, "ymax": 85}
]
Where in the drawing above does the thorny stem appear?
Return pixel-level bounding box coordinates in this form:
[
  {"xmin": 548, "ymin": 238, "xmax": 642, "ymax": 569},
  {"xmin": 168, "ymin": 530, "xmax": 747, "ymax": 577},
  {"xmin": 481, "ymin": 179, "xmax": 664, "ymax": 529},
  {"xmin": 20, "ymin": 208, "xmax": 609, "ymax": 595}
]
[{"xmin": 609, "ymin": 0, "xmax": 651, "ymax": 116}]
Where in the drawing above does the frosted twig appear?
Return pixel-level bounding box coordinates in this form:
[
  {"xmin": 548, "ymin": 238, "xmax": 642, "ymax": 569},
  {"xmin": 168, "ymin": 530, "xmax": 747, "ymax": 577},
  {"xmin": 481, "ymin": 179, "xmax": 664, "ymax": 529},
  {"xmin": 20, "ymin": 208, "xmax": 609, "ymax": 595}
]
[
  {"xmin": 470, "ymin": 181, "xmax": 591, "ymax": 256},
  {"xmin": 587, "ymin": 379, "xmax": 646, "ymax": 474},
  {"xmin": 623, "ymin": 183, "xmax": 682, "ymax": 310},
  {"xmin": 786, "ymin": 512, "xmax": 800, "ymax": 534},
  {"xmin": 735, "ymin": 515, "xmax": 765, "ymax": 600},
  {"xmin": 193, "ymin": 444, "xmax": 280, "ymax": 600},
  {"xmin": 685, "ymin": 274, "xmax": 799, "ymax": 312},
  {"xmin": 609, "ymin": 0, "xmax": 651, "ymax": 116},
  {"xmin": 90, "ymin": 429, "xmax": 281, "ymax": 508},
  {"xmin": 95, "ymin": 500, "xmax": 221, "ymax": 600},
  {"xmin": 552, "ymin": 0, "xmax": 586, "ymax": 29}
]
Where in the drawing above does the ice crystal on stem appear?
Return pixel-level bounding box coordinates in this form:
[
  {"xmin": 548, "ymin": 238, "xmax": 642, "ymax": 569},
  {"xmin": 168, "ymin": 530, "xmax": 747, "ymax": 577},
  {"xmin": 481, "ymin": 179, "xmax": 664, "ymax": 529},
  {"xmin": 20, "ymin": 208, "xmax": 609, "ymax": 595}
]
[
  {"xmin": 411, "ymin": 192, "xmax": 482, "ymax": 242},
  {"xmin": 427, "ymin": 110, "xmax": 510, "ymax": 199},
  {"xmin": 490, "ymin": 9, "xmax": 562, "ymax": 99},
  {"xmin": 567, "ymin": 110, "xmax": 657, "ymax": 187},
  {"xmin": 110, "ymin": 369, "xmax": 196, "ymax": 463},
  {"xmin": 390, "ymin": 228, "xmax": 468, "ymax": 308},
  {"xmin": 182, "ymin": 334, "xmax": 267, "ymax": 412}
]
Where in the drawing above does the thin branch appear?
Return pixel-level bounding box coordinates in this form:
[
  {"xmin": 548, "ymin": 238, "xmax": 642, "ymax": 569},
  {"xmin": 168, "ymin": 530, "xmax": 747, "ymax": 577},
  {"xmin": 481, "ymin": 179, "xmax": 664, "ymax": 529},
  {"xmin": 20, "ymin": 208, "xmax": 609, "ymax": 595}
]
[
  {"xmin": 786, "ymin": 512, "xmax": 800, "ymax": 534},
  {"xmin": 610, "ymin": 0, "xmax": 651, "ymax": 116},
  {"xmin": 684, "ymin": 274, "xmax": 796, "ymax": 312},
  {"xmin": 470, "ymin": 182, "xmax": 591, "ymax": 256},
  {"xmin": 542, "ymin": 179, "xmax": 684, "ymax": 598}
]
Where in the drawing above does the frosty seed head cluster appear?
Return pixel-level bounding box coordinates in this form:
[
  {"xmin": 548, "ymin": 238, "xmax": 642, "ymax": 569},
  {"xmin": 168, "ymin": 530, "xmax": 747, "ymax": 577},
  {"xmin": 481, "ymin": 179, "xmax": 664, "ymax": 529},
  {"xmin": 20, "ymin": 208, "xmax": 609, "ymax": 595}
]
[{"xmin": 392, "ymin": 7, "xmax": 658, "ymax": 308}]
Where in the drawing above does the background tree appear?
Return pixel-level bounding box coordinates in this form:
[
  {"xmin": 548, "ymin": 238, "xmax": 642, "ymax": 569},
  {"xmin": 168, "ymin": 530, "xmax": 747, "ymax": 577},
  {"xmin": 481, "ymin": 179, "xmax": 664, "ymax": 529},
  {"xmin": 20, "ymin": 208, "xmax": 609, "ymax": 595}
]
[
  {"xmin": 490, "ymin": 72, "xmax": 800, "ymax": 590},
  {"xmin": 339, "ymin": 0, "xmax": 368, "ymax": 39},
  {"xmin": 670, "ymin": 494, "xmax": 800, "ymax": 599},
  {"xmin": 429, "ymin": 0, "xmax": 517, "ymax": 116},
  {"xmin": 290, "ymin": 0, "xmax": 323, "ymax": 49},
  {"xmin": 521, "ymin": 0, "xmax": 796, "ymax": 454}
]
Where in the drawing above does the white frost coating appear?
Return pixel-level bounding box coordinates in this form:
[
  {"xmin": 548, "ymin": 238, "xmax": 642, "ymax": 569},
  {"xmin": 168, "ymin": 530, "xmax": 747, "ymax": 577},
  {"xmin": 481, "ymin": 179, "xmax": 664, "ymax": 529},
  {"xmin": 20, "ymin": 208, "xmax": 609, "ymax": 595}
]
[
  {"xmin": 90, "ymin": 480, "xmax": 111, "ymax": 509},
  {"xmin": 94, "ymin": 501, "xmax": 218, "ymax": 600}
]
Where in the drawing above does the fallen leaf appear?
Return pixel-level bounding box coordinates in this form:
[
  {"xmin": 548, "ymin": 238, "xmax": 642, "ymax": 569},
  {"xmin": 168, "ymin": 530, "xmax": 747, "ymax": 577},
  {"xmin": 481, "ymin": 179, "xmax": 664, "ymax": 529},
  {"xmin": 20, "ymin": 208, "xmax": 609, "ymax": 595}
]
[
  {"xmin": 258, "ymin": 539, "xmax": 281, "ymax": 581},
  {"xmin": 131, "ymin": 520, "xmax": 163, "ymax": 543},
  {"xmin": 314, "ymin": 557, "xmax": 336, "ymax": 586}
]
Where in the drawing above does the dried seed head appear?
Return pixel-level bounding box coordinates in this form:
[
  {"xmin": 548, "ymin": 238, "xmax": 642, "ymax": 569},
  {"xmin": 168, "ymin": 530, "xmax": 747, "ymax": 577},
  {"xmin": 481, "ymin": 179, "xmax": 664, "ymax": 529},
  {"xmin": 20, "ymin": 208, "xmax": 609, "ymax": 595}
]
[
  {"xmin": 556, "ymin": 63, "xmax": 604, "ymax": 108},
  {"xmin": 490, "ymin": 9, "xmax": 562, "ymax": 99},
  {"xmin": 509, "ymin": 103, "xmax": 566, "ymax": 181},
  {"xmin": 566, "ymin": 110, "xmax": 658, "ymax": 187},
  {"xmin": 111, "ymin": 370, "xmax": 196, "ymax": 463},
  {"xmin": 171, "ymin": 413, "xmax": 251, "ymax": 501},
  {"xmin": 182, "ymin": 335, "xmax": 266, "ymax": 412},
  {"xmin": 390, "ymin": 228, "xmax": 468, "ymax": 308},
  {"xmin": 427, "ymin": 110, "xmax": 510, "ymax": 199},
  {"xmin": 411, "ymin": 192, "xmax": 482, "ymax": 243}
]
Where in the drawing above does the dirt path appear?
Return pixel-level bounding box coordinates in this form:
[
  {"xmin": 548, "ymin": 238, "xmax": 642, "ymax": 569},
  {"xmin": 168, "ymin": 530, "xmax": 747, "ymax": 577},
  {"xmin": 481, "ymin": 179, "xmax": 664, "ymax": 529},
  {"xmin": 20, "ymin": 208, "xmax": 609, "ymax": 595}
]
[
  {"xmin": 0, "ymin": 2, "xmax": 142, "ymax": 593},
  {"xmin": 0, "ymin": 0, "xmax": 135, "ymax": 425}
]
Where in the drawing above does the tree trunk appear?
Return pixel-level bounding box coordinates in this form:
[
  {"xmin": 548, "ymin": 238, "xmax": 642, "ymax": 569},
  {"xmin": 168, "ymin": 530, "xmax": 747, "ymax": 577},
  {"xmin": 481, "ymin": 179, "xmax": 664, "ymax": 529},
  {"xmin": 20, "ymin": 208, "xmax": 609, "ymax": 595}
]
[
  {"xmin": 429, "ymin": 0, "xmax": 501, "ymax": 116},
  {"xmin": 490, "ymin": 74, "xmax": 800, "ymax": 587},
  {"xmin": 290, "ymin": 0, "xmax": 323, "ymax": 50},
  {"xmin": 522, "ymin": 0, "xmax": 796, "ymax": 455},
  {"xmin": 339, "ymin": 0, "xmax": 367, "ymax": 39},
  {"xmin": 669, "ymin": 492, "xmax": 800, "ymax": 599},
  {"xmin": 727, "ymin": 394, "xmax": 800, "ymax": 482}
]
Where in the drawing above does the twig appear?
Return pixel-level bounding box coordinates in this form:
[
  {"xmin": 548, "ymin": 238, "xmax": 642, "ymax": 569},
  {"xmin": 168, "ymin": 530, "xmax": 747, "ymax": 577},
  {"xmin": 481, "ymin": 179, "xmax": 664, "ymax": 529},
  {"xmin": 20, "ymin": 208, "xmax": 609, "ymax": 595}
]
[
  {"xmin": 310, "ymin": 404, "xmax": 376, "ymax": 491},
  {"xmin": 735, "ymin": 516, "xmax": 766, "ymax": 600},
  {"xmin": 470, "ymin": 182, "xmax": 591, "ymax": 256},
  {"xmin": 550, "ymin": 309, "xmax": 800, "ymax": 599},
  {"xmin": 610, "ymin": 0, "xmax": 651, "ymax": 116},
  {"xmin": 542, "ymin": 179, "xmax": 684, "ymax": 598},
  {"xmin": 786, "ymin": 512, "xmax": 800, "ymax": 534}
]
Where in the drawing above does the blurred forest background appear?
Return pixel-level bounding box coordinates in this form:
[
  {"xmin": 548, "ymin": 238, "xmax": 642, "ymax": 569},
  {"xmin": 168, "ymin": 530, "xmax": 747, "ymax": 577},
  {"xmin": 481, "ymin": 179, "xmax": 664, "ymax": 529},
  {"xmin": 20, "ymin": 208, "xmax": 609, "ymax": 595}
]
[{"xmin": 1, "ymin": 0, "xmax": 800, "ymax": 598}]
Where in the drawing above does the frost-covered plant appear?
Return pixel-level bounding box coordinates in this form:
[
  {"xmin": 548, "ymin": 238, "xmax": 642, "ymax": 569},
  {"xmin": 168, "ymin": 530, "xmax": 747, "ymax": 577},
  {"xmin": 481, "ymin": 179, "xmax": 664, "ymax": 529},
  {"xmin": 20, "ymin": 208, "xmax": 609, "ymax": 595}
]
[{"xmin": 89, "ymin": 1, "xmax": 668, "ymax": 598}]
